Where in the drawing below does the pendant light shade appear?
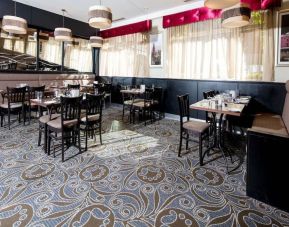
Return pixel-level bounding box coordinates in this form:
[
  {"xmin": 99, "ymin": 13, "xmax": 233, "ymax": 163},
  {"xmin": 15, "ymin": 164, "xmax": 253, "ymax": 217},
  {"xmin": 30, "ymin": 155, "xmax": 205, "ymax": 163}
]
[
  {"xmin": 90, "ymin": 36, "xmax": 103, "ymax": 48},
  {"xmin": 54, "ymin": 9, "xmax": 72, "ymax": 41},
  {"xmin": 54, "ymin": 27, "xmax": 72, "ymax": 41},
  {"xmin": 2, "ymin": 2, "xmax": 28, "ymax": 34},
  {"xmin": 222, "ymin": 3, "xmax": 251, "ymax": 28},
  {"xmin": 2, "ymin": 15, "xmax": 27, "ymax": 34},
  {"xmin": 204, "ymin": 0, "xmax": 239, "ymax": 9},
  {"xmin": 88, "ymin": 5, "xmax": 112, "ymax": 29}
]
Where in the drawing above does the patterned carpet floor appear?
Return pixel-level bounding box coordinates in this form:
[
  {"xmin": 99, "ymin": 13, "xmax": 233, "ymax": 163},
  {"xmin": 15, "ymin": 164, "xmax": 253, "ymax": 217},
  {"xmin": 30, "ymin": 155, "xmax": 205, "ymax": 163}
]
[{"xmin": 0, "ymin": 105, "xmax": 289, "ymax": 226}]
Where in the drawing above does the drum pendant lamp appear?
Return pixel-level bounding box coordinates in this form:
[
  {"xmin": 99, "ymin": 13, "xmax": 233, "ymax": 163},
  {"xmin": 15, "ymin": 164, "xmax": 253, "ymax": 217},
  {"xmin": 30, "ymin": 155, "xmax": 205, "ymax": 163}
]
[
  {"xmin": 222, "ymin": 3, "xmax": 251, "ymax": 28},
  {"xmin": 54, "ymin": 9, "xmax": 72, "ymax": 41},
  {"xmin": 88, "ymin": 0, "xmax": 112, "ymax": 29},
  {"xmin": 2, "ymin": 1, "xmax": 27, "ymax": 35},
  {"xmin": 204, "ymin": 0, "xmax": 239, "ymax": 9},
  {"xmin": 90, "ymin": 35, "xmax": 103, "ymax": 48}
]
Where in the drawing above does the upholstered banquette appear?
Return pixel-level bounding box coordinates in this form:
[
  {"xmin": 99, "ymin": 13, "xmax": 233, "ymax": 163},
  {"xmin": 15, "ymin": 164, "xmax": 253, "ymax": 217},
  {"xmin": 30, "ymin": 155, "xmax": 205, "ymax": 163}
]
[
  {"xmin": 247, "ymin": 80, "xmax": 289, "ymax": 212},
  {"xmin": 0, "ymin": 73, "xmax": 95, "ymax": 103}
]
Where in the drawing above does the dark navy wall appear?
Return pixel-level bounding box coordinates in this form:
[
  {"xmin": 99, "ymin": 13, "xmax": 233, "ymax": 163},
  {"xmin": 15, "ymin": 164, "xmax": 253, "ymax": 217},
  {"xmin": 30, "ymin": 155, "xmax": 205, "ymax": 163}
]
[
  {"xmin": 100, "ymin": 76, "xmax": 286, "ymax": 119},
  {"xmin": 0, "ymin": 0, "xmax": 95, "ymax": 38}
]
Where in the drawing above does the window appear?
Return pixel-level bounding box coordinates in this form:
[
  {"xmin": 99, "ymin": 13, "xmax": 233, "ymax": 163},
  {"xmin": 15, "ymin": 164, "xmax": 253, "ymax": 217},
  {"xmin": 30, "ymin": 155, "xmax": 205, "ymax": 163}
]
[
  {"xmin": 63, "ymin": 38, "xmax": 93, "ymax": 72},
  {"xmin": 167, "ymin": 11, "xmax": 274, "ymax": 81},
  {"xmin": 100, "ymin": 33, "xmax": 149, "ymax": 77}
]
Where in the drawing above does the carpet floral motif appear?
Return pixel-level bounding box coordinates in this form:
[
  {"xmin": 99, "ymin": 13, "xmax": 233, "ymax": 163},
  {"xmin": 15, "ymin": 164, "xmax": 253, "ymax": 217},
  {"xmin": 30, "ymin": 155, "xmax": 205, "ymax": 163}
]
[{"xmin": 0, "ymin": 106, "xmax": 289, "ymax": 226}]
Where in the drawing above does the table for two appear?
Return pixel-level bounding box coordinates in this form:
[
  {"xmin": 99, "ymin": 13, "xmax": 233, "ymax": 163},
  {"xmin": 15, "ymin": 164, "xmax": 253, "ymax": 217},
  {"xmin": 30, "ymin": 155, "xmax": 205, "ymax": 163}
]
[{"xmin": 190, "ymin": 99, "xmax": 249, "ymax": 172}]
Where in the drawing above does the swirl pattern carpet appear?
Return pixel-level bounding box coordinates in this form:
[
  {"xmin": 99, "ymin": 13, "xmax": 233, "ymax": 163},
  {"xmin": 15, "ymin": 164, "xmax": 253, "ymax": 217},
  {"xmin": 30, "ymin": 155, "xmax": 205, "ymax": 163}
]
[{"xmin": 0, "ymin": 106, "xmax": 289, "ymax": 226}]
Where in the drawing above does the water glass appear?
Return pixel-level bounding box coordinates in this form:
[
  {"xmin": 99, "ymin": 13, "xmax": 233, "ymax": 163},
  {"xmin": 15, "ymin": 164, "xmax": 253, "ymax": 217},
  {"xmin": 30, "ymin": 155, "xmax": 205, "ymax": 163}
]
[
  {"xmin": 37, "ymin": 91, "xmax": 43, "ymax": 100},
  {"xmin": 54, "ymin": 89, "xmax": 59, "ymax": 98}
]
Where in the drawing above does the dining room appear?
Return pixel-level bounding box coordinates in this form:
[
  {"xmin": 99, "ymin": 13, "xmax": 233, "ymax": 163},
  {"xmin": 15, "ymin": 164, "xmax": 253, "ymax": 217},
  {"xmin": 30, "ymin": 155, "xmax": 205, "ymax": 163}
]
[{"xmin": 0, "ymin": 0, "xmax": 289, "ymax": 226}]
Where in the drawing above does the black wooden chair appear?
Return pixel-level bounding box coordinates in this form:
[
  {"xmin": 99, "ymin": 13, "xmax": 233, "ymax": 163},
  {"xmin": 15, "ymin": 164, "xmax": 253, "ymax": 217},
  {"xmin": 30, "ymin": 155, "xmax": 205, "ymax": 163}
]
[
  {"xmin": 103, "ymin": 83, "xmax": 112, "ymax": 107},
  {"xmin": 121, "ymin": 85, "xmax": 141, "ymax": 121},
  {"xmin": 80, "ymin": 93, "xmax": 104, "ymax": 151},
  {"xmin": 47, "ymin": 95, "xmax": 82, "ymax": 162},
  {"xmin": 0, "ymin": 87, "xmax": 26, "ymax": 130},
  {"xmin": 178, "ymin": 94, "xmax": 210, "ymax": 165},
  {"xmin": 28, "ymin": 85, "xmax": 45, "ymax": 123},
  {"xmin": 151, "ymin": 87, "xmax": 164, "ymax": 120},
  {"xmin": 131, "ymin": 88, "xmax": 155, "ymax": 125},
  {"xmin": 203, "ymin": 90, "xmax": 216, "ymax": 123},
  {"xmin": 93, "ymin": 83, "xmax": 104, "ymax": 94},
  {"xmin": 38, "ymin": 105, "xmax": 60, "ymax": 153}
]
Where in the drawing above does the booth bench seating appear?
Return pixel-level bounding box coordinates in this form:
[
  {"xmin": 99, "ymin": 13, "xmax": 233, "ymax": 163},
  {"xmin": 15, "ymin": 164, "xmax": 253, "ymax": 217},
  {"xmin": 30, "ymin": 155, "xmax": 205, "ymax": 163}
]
[
  {"xmin": 0, "ymin": 73, "xmax": 95, "ymax": 103},
  {"xmin": 247, "ymin": 80, "xmax": 289, "ymax": 213}
]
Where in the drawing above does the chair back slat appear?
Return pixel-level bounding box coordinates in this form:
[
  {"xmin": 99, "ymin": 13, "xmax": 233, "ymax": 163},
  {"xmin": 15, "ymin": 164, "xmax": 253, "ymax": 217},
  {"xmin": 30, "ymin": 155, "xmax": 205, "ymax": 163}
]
[
  {"xmin": 203, "ymin": 90, "xmax": 216, "ymax": 99},
  {"xmin": 7, "ymin": 87, "xmax": 26, "ymax": 104},
  {"xmin": 178, "ymin": 94, "xmax": 190, "ymax": 123},
  {"xmin": 93, "ymin": 83, "xmax": 105, "ymax": 94},
  {"xmin": 153, "ymin": 87, "xmax": 163, "ymax": 103},
  {"xmin": 85, "ymin": 94, "xmax": 103, "ymax": 121},
  {"xmin": 104, "ymin": 83, "xmax": 112, "ymax": 94},
  {"xmin": 28, "ymin": 85, "xmax": 45, "ymax": 99},
  {"xmin": 60, "ymin": 95, "xmax": 82, "ymax": 123}
]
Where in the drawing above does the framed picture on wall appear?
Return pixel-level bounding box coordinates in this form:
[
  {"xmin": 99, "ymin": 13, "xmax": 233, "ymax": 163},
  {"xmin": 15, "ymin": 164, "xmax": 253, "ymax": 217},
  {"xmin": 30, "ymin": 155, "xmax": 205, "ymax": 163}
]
[
  {"xmin": 277, "ymin": 10, "xmax": 289, "ymax": 66},
  {"xmin": 149, "ymin": 33, "xmax": 163, "ymax": 67}
]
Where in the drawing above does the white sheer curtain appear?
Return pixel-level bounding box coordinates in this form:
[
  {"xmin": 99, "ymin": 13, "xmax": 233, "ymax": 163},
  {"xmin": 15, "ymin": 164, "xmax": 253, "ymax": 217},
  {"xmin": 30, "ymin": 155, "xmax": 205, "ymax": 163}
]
[
  {"xmin": 167, "ymin": 10, "xmax": 274, "ymax": 81},
  {"xmin": 39, "ymin": 37, "xmax": 62, "ymax": 65},
  {"xmin": 100, "ymin": 32, "xmax": 149, "ymax": 77},
  {"xmin": 64, "ymin": 38, "xmax": 92, "ymax": 72},
  {"xmin": 25, "ymin": 41, "xmax": 37, "ymax": 57},
  {"xmin": 3, "ymin": 38, "xmax": 13, "ymax": 51}
]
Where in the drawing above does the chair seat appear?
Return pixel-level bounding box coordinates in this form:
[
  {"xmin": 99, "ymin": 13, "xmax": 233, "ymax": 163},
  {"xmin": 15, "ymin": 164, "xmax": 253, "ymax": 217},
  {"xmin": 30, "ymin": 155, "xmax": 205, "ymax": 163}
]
[
  {"xmin": 183, "ymin": 120, "xmax": 210, "ymax": 134},
  {"xmin": 47, "ymin": 118, "xmax": 78, "ymax": 129},
  {"xmin": 0, "ymin": 102, "xmax": 22, "ymax": 109},
  {"xmin": 124, "ymin": 99, "xmax": 143, "ymax": 105},
  {"xmin": 132, "ymin": 101, "xmax": 151, "ymax": 108},
  {"xmin": 81, "ymin": 114, "xmax": 100, "ymax": 122},
  {"xmin": 39, "ymin": 114, "xmax": 61, "ymax": 124}
]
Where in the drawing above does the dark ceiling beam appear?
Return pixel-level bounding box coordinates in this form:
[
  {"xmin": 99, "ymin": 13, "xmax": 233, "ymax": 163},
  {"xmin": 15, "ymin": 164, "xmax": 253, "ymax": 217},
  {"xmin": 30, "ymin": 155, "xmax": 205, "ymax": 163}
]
[{"xmin": 0, "ymin": 0, "xmax": 96, "ymax": 38}]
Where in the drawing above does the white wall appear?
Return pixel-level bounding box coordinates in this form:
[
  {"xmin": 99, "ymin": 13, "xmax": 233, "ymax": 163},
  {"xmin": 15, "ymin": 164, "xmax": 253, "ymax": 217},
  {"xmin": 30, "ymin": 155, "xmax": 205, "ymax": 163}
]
[{"xmin": 274, "ymin": 1, "xmax": 289, "ymax": 82}]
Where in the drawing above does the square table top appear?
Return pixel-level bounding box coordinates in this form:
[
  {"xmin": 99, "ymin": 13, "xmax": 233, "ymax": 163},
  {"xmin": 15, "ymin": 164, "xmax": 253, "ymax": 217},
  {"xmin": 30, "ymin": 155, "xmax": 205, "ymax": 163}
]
[
  {"xmin": 190, "ymin": 100, "xmax": 247, "ymax": 117},
  {"xmin": 120, "ymin": 89, "xmax": 144, "ymax": 94},
  {"xmin": 30, "ymin": 98, "xmax": 60, "ymax": 108}
]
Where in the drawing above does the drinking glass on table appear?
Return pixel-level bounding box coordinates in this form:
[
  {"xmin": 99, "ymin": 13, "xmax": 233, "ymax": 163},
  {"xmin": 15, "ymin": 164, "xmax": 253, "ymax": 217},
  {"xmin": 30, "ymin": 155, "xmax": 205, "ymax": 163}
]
[
  {"xmin": 54, "ymin": 89, "xmax": 60, "ymax": 98},
  {"xmin": 36, "ymin": 91, "xmax": 43, "ymax": 100}
]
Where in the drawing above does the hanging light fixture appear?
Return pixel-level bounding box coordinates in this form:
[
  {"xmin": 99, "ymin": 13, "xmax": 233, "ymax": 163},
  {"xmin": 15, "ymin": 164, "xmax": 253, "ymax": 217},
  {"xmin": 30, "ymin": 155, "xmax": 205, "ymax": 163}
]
[
  {"xmin": 90, "ymin": 29, "xmax": 103, "ymax": 48},
  {"xmin": 88, "ymin": 0, "xmax": 112, "ymax": 29},
  {"xmin": 222, "ymin": 3, "xmax": 251, "ymax": 28},
  {"xmin": 90, "ymin": 36, "xmax": 103, "ymax": 48},
  {"xmin": 54, "ymin": 9, "xmax": 72, "ymax": 41},
  {"xmin": 2, "ymin": 1, "xmax": 27, "ymax": 35},
  {"xmin": 204, "ymin": 0, "xmax": 239, "ymax": 9}
]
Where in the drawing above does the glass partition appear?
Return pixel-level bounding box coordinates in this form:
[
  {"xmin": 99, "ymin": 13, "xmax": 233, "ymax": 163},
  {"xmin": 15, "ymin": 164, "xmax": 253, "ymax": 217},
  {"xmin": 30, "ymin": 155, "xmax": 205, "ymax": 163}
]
[
  {"xmin": 0, "ymin": 23, "xmax": 94, "ymax": 73},
  {"xmin": 0, "ymin": 28, "xmax": 37, "ymax": 71},
  {"xmin": 38, "ymin": 31, "xmax": 62, "ymax": 71}
]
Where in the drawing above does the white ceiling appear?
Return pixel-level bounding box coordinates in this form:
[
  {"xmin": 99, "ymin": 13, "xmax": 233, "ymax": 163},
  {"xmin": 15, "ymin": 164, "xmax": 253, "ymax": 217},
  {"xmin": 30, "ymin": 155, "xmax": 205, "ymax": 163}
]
[{"xmin": 16, "ymin": 0, "xmax": 204, "ymax": 28}]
